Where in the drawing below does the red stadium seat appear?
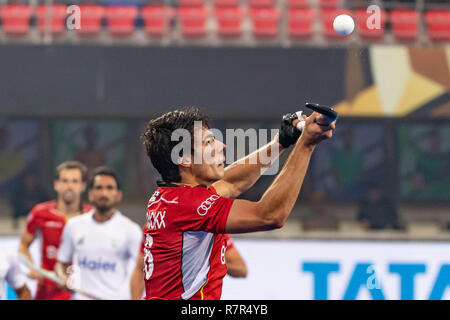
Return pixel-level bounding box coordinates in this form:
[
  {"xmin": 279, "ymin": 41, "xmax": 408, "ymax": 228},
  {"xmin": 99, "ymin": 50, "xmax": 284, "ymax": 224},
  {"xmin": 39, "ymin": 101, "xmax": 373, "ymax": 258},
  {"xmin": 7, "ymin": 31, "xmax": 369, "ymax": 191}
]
[
  {"xmin": 0, "ymin": 4, "xmax": 31, "ymax": 36},
  {"xmin": 214, "ymin": 6, "xmax": 245, "ymax": 38},
  {"xmin": 249, "ymin": 7, "xmax": 281, "ymax": 38},
  {"xmin": 319, "ymin": 0, "xmax": 339, "ymax": 9},
  {"xmin": 320, "ymin": 9, "xmax": 353, "ymax": 39},
  {"xmin": 288, "ymin": 0, "xmax": 310, "ymax": 8},
  {"xmin": 354, "ymin": 8, "xmax": 386, "ymax": 40},
  {"xmin": 142, "ymin": 5, "xmax": 174, "ymax": 37},
  {"xmin": 287, "ymin": 7, "xmax": 315, "ymax": 39},
  {"xmin": 424, "ymin": 10, "xmax": 450, "ymax": 42},
  {"xmin": 390, "ymin": 9, "xmax": 419, "ymax": 41},
  {"xmin": 105, "ymin": 6, "xmax": 138, "ymax": 36},
  {"xmin": 249, "ymin": 0, "xmax": 275, "ymax": 8},
  {"xmin": 178, "ymin": 6, "xmax": 209, "ymax": 38},
  {"xmin": 36, "ymin": 4, "xmax": 67, "ymax": 35},
  {"xmin": 77, "ymin": 4, "xmax": 105, "ymax": 36},
  {"xmin": 214, "ymin": 0, "xmax": 240, "ymax": 7}
]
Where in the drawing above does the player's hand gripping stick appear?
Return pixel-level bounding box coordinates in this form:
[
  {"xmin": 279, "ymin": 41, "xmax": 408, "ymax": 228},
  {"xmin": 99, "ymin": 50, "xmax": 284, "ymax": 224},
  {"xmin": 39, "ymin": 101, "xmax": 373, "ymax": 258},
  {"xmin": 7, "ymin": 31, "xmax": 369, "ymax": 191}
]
[
  {"xmin": 295, "ymin": 103, "xmax": 338, "ymax": 131},
  {"xmin": 278, "ymin": 103, "xmax": 338, "ymax": 148}
]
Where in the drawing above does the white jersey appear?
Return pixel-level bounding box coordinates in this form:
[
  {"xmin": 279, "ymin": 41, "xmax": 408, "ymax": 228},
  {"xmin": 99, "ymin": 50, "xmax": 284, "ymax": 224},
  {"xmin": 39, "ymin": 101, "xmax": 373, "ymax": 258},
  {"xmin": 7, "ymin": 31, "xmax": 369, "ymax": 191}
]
[
  {"xmin": 57, "ymin": 210, "xmax": 142, "ymax": 300},
  {"xmin": 0, "ymin": 251, "xmax": 27, "ymax": 300}
]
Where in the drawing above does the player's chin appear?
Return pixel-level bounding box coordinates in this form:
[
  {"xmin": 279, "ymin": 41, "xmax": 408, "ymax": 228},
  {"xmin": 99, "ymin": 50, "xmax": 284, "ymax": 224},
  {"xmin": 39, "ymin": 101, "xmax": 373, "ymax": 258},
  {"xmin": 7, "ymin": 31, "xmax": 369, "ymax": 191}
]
[
  {"xmin": 62, "ymin": 193, "xmax": 76, "ymax": 204},
  {"xmin": 96, "ymin": 204, "xmax": 114, "ymax": 213},
  {"xmin": 213, "ymin": 165, "xmax": 225, "ymax": 180}
]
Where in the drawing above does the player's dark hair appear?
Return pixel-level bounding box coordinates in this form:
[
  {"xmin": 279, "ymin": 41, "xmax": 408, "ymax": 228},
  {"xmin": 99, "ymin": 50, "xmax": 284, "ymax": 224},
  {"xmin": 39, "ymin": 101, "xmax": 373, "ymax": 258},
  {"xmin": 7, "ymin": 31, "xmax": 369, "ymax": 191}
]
[
  {"xmin": 88, "ymin": 166, "xmax": 121, "ymax": 190},
  {"xmin": 55, "ymin": 160, "xmax": 88, "ymax": 182},
  {"xmin": 141, "ymin": 107, "xmax": 210, "ymax": 183}
]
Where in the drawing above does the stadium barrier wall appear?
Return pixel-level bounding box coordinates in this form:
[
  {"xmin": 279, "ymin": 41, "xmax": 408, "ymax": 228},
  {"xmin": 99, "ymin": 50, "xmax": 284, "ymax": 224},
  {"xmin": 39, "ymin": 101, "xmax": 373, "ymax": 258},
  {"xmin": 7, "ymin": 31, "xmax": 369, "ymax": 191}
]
[
  {"xmin": 1, "ymin": 236, "xmax": 449, "ymax": 300},
  {"xmin": 222, "ymin": 239, "xmax": 450, "ymax": 300}
]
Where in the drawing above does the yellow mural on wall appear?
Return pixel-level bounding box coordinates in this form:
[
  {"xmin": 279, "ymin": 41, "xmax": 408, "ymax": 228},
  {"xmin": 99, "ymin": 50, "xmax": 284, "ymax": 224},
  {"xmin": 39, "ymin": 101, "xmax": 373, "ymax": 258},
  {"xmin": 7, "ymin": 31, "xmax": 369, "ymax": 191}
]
[{"xmin": 335, "ymin": 46, "xmax": 450, "ymax": 117}]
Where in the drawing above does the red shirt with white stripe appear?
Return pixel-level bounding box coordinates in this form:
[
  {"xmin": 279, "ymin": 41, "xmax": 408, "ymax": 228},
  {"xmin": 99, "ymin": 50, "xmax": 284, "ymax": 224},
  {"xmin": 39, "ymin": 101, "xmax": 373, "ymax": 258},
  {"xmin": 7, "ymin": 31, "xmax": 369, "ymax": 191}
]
[
  {"xmin": 143, "ymin": 183, "xmax": 234, "ymax": 300},
  {"xmin": 224, "ymin": 233, "xmax": 235, "ymax": 251},
  {"xmin": 25, "ymin": 200, "xmax": 93, "ymax": 300}
]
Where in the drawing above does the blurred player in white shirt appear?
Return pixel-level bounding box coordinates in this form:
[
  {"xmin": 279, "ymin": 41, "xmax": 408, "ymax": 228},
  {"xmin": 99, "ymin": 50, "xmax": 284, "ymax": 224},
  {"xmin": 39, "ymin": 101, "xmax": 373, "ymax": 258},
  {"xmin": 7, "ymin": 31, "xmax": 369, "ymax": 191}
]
[
  {"xmin": 55, "ymin": 166, "xmax": 141, "ymax": 300},
  {"xmin": 0, "ymin": 251, "xmax": 31, "ymax": 300}
]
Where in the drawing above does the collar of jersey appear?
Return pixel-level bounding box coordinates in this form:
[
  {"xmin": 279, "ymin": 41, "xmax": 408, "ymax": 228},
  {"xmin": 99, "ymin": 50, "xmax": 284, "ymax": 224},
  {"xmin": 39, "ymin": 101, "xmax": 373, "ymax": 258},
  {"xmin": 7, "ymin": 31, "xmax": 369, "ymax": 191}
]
[{"xmin": 157, "ymin": 180, "xmax": 208, "ymax": 189}]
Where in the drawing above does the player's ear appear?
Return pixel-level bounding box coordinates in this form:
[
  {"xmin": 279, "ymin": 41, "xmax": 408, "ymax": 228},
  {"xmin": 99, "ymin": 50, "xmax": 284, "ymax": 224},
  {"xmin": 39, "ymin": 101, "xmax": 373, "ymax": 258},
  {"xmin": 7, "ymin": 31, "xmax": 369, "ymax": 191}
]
[
  {"xmin": 80, "ymin": 181, "xmax": 87, "ymax": 193},
  {"xmin": 116, "ymin": 190, "xmax": 123, "ymax": 203},
  {"xmin": 88, "ymin": 189, "xmax": 94, "ymax": 203},
  {"xmin": 178, "ymin": 155, "xmax": 192, "ymax": 168}
]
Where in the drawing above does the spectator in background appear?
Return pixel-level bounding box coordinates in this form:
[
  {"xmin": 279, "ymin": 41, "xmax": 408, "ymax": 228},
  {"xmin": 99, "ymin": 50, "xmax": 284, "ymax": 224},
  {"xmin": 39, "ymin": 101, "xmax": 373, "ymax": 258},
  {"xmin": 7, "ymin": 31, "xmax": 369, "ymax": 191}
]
[
  {"xmin": 302, "ymin": 191, "xmax": 338, "ymax": 231},
  {"xmin": 410, "ymin": 130, "xmax": 450, "ymax": 201},
  {"xmin": 0, "ymin": 125, "xmax": 26, "ymax": 186},
  {"xmin": 10, "ymin": 170, "xmax": 49, "ymax": 229},
  {"xmin": 330, "ymin": 129, "xmax": 365, "ymax": 189},
  {"xmin": 74, "ymin": 125, "xmax": 107, "ymax": 178},
  {"xmin": 357, "ymin": 183, "xmax": 401, "ymax": 230}
]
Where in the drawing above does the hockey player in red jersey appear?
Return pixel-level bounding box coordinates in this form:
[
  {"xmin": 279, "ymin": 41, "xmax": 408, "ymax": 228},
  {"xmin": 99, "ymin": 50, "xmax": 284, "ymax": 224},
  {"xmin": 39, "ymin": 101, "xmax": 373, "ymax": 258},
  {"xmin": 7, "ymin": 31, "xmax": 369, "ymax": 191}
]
[
  {"xmin": 140, "ymin": 107, "xmax": 336, "ymax": 300},
  {"xmin": 18, "ymin": 161, "xmax": 93, "ymax": 300}
]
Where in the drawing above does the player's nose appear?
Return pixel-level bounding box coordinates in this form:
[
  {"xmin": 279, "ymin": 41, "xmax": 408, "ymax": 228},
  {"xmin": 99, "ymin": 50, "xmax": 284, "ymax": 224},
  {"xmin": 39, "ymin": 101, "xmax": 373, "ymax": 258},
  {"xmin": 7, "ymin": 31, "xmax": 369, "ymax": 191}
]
[
  {"xmin": 98, "ymin": 187, "xmax": 109, "ymax": 196},
  {"xmin": 218, "ymin": 140, "xmax": 226, "ymax": 151}
]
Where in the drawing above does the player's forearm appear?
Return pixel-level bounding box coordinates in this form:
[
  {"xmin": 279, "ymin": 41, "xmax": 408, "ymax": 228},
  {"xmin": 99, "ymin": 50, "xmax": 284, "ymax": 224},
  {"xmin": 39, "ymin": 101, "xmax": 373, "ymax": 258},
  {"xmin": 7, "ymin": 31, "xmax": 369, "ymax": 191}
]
[
  {"xmin": 227, "ymin": 262, "xmax": 248, "ymax": 278},
  {"xmin": 54, "ymin": 261, "xmax": 70, "ymax": 284},
  {"xmin": 257, "ymin": 138, "xmax": 314, "ymax": 227},
  {"xmin": 220, "ymin": 138, "xmax": 284, "ymax": 198},
  {"xmin": 130, "ymin": 268, "xmax": 145, "ymax": 300},
  {"xmin": 18, "ymin": 231, "xmax": 36, "ymax": 265},
  {"xmin": 18, "ymin": 244, "xmax": 34, "ymax": 265},
  {"xmin": 225, "ymin": 250, "xmax": 248, "ymax": 278},
  {"xmin": 130, "ymin": 253, "xmax": 145, "ymax": 300}
]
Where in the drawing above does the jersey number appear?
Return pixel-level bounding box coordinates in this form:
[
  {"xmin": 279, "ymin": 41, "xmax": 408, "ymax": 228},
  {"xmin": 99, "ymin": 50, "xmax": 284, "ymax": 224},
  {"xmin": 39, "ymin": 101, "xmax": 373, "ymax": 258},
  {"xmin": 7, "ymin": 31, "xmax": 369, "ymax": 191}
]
[{"xmin": 143, "ymin": 234, "xmax": 154, "ymax": 280}]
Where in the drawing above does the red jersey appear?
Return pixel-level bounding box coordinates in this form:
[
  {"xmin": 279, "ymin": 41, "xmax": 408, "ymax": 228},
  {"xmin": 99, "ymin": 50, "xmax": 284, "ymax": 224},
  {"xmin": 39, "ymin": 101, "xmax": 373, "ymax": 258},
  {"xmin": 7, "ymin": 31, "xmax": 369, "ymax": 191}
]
[
  {"xmin": 224, "ymin": 234, "xmax": 235, "ymax": 251},
  {"xmin": 143, "ymin": 184, "xmax": 234, "ymax": 300},
  {"xmin": 140, "ymin": 233, "xmax": 235, "ymax": 253},
  {"xmin": 25, "ymin": 200, "xmax": 93, "ymax": 300}
]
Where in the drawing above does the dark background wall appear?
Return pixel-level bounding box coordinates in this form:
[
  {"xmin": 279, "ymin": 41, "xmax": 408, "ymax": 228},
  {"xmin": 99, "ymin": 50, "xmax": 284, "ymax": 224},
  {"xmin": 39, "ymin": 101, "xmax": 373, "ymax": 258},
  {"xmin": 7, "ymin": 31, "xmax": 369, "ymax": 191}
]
[{"xmin": 0, "ymin": 45, "xmax": 347, "ymax": 117}]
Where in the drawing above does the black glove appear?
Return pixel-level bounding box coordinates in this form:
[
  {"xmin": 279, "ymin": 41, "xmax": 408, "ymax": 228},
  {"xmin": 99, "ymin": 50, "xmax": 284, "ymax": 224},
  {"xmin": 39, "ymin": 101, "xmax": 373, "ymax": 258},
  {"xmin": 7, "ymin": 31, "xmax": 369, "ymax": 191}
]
[{"xmin": 278, "ymin": 112, "xmax": 302, "ymax": 148}]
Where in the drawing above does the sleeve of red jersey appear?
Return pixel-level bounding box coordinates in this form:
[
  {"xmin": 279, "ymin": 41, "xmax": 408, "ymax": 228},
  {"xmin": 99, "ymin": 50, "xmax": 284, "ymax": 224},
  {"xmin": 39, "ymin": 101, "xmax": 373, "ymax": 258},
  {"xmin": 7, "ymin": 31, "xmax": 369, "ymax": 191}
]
[
  {"xmin": 25, "ymin": 205, "xmax": 40, "ymax": 236},
  {"xmin": 224, "ymin": 234, "xmax": 235, "ymax": 251},
  {"xmin": 175, "ymin": 186, "xmax": 234, "ymax": 234}
]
